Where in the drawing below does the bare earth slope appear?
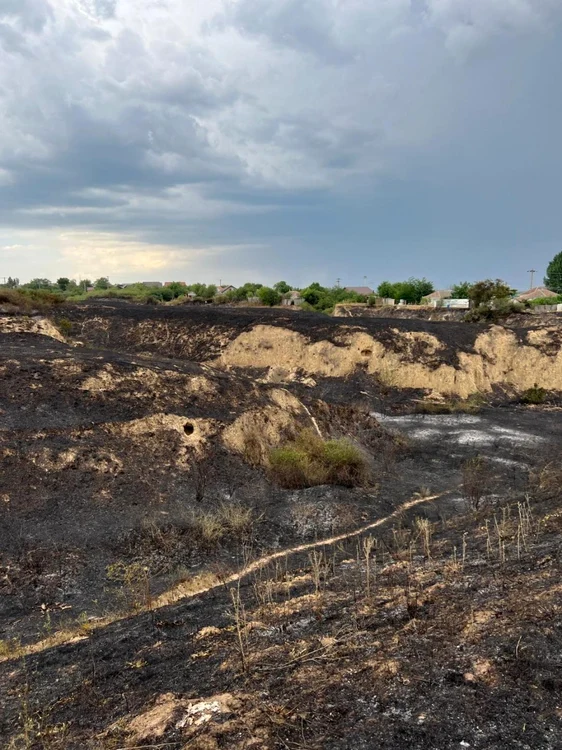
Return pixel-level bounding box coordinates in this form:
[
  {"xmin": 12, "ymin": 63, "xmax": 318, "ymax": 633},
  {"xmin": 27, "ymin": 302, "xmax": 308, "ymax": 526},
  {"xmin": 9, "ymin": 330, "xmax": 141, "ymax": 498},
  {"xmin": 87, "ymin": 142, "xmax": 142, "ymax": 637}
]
[{"xmin": 59, "ymin": 301, "xmax": 562, "ymax": 400}]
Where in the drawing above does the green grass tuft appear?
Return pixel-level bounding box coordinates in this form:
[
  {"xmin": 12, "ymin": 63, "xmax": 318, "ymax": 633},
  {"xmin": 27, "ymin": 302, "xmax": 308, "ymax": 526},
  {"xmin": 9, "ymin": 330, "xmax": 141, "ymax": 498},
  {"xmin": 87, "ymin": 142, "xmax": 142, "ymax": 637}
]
[{"xmin": 269, "ymin": 429, "xmax": 371, "ymax": 489}]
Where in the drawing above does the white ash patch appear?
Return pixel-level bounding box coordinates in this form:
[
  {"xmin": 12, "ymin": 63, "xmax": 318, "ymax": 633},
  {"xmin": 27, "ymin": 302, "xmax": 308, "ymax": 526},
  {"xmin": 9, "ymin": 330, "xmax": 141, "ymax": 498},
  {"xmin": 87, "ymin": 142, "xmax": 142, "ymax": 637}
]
[{"xmin": 176, "ymin": 700, "xmax": 223, "ymax": 728}]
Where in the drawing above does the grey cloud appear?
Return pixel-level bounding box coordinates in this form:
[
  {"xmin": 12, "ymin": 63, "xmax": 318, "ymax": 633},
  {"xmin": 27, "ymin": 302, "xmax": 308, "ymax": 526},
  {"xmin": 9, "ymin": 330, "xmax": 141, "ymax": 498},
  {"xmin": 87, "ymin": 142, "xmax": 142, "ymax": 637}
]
[
  {"xmin": 213, "ymin": 0, "xmax": 353, "ymax": 63},
  {"xmin": 0, "ymin": 0, "xmax": 53, "ymax": 31},
  {"xmin": 0, "ymin": 22, "xmax": 35, "ymax": 56},
  {"xmin": 80, "ymin": 0, "xmax": 117, "ymax": 19},
  {"xmin": 1, "ymin": 0, "xmax": 562, "ymax": 283}
]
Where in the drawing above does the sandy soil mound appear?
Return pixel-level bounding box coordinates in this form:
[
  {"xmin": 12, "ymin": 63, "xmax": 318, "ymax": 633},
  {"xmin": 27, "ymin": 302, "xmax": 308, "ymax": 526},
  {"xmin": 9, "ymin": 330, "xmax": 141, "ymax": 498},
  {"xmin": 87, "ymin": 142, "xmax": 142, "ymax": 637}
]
[
  {"xmin": 216, "ymin": 323, "xmax": 562, "ymax": 398},
  {"xmin": 0, "ymin": 314, "xmax": 66, "ymax": 342},
  {"xmin": 223, "ymin": 388, "xmax": 314, "ymax": 464},
  {"xmin": 59, "ymin": 303, "xmax": 562, "ymax": 399}
]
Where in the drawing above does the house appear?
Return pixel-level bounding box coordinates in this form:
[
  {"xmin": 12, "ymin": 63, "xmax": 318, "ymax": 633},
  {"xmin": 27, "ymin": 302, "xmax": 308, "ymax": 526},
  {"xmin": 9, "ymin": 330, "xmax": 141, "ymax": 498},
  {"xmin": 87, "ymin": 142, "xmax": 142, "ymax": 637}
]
[
  {"xmin": 282, "ymin": 290, "xmax": 304, "ymax": 306},
  {"xmin": 515, "ymin": 286, "xmax": 558, "ymax": 303},
  {"xmin": 344, "ymin": 286, "xmax": 374, "ymax": 296},
  {"xmin": 216, "ymin": 285, "xmax": 236, "ymax": 295},
  {"xmin": 424, "ymin": 290, "xmax": 452, "ymax": 303},
  {"xmin": 164, "ymin": 281, "xmax": 186, "ymax": 287}
]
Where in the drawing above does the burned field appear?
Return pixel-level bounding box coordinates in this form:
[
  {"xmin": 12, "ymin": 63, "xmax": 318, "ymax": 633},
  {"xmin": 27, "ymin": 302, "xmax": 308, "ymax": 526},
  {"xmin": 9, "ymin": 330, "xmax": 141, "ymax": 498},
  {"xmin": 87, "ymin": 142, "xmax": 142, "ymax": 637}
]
[{"xmin": 1, "ymin": 304, "xmax": 561, "ymax": 749}]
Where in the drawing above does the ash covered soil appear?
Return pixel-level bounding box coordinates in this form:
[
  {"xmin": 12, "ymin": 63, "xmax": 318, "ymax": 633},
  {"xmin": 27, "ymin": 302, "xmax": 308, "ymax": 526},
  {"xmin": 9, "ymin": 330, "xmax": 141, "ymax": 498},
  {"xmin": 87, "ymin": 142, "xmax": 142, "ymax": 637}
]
[{"xmin": 1, "ymin": 305, "xmax": 561, "ymax": 749}]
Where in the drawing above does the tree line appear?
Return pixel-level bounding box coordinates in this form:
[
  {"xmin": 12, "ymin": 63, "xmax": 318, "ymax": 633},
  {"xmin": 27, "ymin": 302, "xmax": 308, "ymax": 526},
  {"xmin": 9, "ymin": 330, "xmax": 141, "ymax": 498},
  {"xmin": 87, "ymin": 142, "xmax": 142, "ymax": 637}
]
[{"xmin": 3, "ymin": 248, "xmax": 562, "ymax": 311}]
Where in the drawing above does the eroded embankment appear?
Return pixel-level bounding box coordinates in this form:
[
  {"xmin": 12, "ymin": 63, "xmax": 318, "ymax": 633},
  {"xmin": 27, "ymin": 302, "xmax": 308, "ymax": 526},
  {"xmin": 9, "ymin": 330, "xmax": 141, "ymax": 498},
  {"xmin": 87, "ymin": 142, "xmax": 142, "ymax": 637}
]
[
  {"xmin": 13, "ymin": 303, "xmax": 562, "ymax": 398},
  {"xmin": 215, "ymin": 323, "xmax": 562, "ymax": 398}
]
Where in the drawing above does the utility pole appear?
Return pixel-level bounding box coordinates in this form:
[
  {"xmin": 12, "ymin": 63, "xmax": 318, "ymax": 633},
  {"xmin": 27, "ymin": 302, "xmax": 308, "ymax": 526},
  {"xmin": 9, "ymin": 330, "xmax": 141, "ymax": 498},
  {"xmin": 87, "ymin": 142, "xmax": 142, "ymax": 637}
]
[
  {"xmin": 528, "ymin": 269, "xmax": 536, "ymax": 290},
  {"xmin": 336, "ymin": 278, "xmax": 341, "ymax": 288}
]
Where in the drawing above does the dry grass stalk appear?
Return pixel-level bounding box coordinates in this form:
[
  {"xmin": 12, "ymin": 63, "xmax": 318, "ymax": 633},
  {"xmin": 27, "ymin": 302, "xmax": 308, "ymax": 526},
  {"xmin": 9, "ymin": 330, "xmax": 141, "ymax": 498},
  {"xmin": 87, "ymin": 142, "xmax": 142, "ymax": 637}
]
[
  {"xmin": 362, "ymin": 536, "xmax": 376, "ymax": 598},
  {"xmin": 229, "ymin": 582, "xmax": 248, "ymax": 673}
]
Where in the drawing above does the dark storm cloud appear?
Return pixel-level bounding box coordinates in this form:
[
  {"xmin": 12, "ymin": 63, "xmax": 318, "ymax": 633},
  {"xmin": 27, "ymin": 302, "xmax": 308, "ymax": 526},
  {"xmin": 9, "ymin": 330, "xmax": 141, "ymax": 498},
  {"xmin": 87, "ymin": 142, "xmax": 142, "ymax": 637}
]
[{"xmin": 1, "ymin": 0, "xmax": 562, "ymax": 285}]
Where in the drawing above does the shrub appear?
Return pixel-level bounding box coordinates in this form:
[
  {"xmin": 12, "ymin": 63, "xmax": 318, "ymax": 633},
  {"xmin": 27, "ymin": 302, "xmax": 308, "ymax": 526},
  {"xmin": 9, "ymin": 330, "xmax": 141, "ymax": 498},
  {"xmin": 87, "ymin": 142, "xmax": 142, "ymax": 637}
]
[
  {"xmin": 269, "ymin": 430, "xmax": 371, "ymax": 488},
  {"xmin": 0, "ymin": 288, "xmax": 65, "ymax": 313},
  {"xmin": 530, "ymin": 296, "xmax": 562, "ymax": 306},
  {"xmin": 217, "ymin": 502, "xmax": 254, "ymax": 539},
  {"xmin": 462, "ymin": 456, "xmax": 492, "ymax": 509},
  {"xmin": 269, "ymin": 446, "xmax": 311, "ymax": 488},
  {"xmin": 528, "ymin": 457, "xmax": 562, "ymax": 500},
  {"xmin": 257, "ymin": 286, "xmax": 282, "ymax": 306},
  {"xmin": 521, "ymin": 385, "xmax": 548, "ymax": 405},
  {"xmin": 465, "ymin": 299, "xmax": 527, "ymax": 323},
  {"xmin": 57, "ymin": 317, "xmax": 73, "ymax": 336}
]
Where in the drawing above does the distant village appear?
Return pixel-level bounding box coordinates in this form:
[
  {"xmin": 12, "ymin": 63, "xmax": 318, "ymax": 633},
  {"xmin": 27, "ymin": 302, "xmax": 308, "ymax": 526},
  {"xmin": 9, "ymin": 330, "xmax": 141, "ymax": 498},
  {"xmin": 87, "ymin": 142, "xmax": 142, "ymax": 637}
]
[{"xmin": 2, "ymin": 261, "xmax": 562, "ymax": 317}]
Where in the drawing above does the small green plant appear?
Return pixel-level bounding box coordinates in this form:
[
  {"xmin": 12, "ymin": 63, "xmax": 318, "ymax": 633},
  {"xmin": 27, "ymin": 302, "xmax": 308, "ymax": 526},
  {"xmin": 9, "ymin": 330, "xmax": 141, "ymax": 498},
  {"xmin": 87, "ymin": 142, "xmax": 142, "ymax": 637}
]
[
  {"xmin": 269, "ymin": 430, "xmax": 371, "ymax": 489},
  {"xmin": 106, "ymin": 561, "xmax": 151, "ymax": 612},
  {"xmin": 56, "ymin": 317, "xmax": 73, "ymax": 336},
  {"xmin": 521, "ymin": 384, "xmax": 547, "ymax": 405},
  {"xmin": 217, "ymin": 502, "xmax": 254, "ymax": 539}
]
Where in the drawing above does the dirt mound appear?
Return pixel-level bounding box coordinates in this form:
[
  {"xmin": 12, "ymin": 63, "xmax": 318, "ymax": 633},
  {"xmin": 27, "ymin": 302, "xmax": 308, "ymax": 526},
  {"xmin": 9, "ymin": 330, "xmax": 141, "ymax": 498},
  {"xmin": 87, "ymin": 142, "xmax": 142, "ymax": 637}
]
[
  {"xmin": 216, "ymin": 322, "xmax": 562, "ymax": 398},
  {"xmin": 57, "ymin": 303, "xmax": 562, "ymax": 399},
  {"xmin": 0, "ymin": 314, "xmax": 66, "ymax": 342}
]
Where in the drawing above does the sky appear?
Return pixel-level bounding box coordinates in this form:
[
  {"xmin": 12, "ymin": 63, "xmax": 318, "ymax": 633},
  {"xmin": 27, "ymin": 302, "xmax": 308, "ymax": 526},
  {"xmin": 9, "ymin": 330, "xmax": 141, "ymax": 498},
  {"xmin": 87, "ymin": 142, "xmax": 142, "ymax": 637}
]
[{"xmin": 1, "ymin": 0, "xmax": 562, "ymax": 290}]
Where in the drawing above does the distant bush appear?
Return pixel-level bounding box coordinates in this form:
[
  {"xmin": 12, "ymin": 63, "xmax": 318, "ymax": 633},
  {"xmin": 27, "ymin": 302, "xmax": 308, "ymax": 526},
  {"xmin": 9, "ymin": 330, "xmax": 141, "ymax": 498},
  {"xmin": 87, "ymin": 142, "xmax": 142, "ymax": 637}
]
[
  {"xmin": 258, "ymin": 286, "xmax": 282, "ymax": 306},
  {"xmin": 465, "ymin": 299, "xmax": 528, "ymax": 323},
  {"xmin": 57, "ymin": 317, "xmax": 73, "ymax": 336},
  {"xmin": 269, "ymin": 429, "xmax": 371, "ymax": 488},
  {"xmin": 529, "ymin": 296, "xmax": 562, "ymax": 306},
  {"xmin": 521, "ymin": 385, "xmax": 548, "ymax": 405},
  {"xmin": 0, "ymin": 288, "xmax": 65, "ymax": 313}
]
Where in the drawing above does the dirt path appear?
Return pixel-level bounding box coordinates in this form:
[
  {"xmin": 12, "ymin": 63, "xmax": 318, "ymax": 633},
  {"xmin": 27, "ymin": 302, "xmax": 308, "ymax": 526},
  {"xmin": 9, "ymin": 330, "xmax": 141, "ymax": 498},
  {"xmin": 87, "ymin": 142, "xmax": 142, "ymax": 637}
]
[
  {"xmin": 4, "ymin": 490, "xmax": 447, "ymax": 663},
  {"xmin": 156, "ymin": 490, "xmax": 446, "ymax": 606}
]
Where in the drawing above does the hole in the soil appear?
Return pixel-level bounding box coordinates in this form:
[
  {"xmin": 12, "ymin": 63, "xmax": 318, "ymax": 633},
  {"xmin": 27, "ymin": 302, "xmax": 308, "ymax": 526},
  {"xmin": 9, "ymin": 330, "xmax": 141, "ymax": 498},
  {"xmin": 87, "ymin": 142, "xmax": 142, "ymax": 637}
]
[
  {"xmin": 183, "ymin": 422, "xmax": 195, "ymax": 435},
  {"xmin": 361, "ymin": 349, "xmax": 373, "ymax": 356}
]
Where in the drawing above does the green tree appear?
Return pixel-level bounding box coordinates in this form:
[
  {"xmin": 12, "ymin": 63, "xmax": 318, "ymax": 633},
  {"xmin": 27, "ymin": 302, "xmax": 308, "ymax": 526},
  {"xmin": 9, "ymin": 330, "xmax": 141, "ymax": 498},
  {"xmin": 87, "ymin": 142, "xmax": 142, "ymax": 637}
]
[
  {"xmin": 186, "ymin": 283, "xmax": 217, "ymax": 299},
  {"xmin": 24, "ymin": 278, "xmax": 53, "ymax": 289},
  {"xmin": 451, "ymin": 281, "xmax": 472, "ymax": 298},
  {"xmin": 1, "ymin": 277, "xmax": 20, "ymax": 288},
  {"xmin": 376, "ymin": 278, "xmax": 434, "ymax": 304},
  {"xmin": 545, "ymin": 251, "xmax": 562, "ymax": 294},
  {"xmin": 410, "ymin": 278, "xmax": 434, "ymax": 302},
  {"xmin": 94, "ymin": 277, "xmax": 111, "ymax": 290},
  {"xmin": 468, "ymin": 279, "xmax": 513, "ymax": 307},
  {"xmin": 166, "ymin": 281, "xmax": 187, "ymax": 298},
  {"xmin": 233, "ymin": 282, "xmax": 263, "ymax": 301},
  {"xmin": 301, "ymin": 283, "xmax": 327, "ymax": 307},
  {"xmin": 258, "ymin": 287, "xmax": 282, "ymax": 306},
  {"xmin": 56, "ymin": 277, "xmax": 71, "ymax": 291},
  {"xmin": 65, "ymin": 280, "xmax": 80, "ymax": 294},
  {"xmin": 273, "ymin": 280, "xmax": 291, "ymax": 294},
  {"xmin": 376, "ymin": 281, "xmax": 396, "ymax": 299}
]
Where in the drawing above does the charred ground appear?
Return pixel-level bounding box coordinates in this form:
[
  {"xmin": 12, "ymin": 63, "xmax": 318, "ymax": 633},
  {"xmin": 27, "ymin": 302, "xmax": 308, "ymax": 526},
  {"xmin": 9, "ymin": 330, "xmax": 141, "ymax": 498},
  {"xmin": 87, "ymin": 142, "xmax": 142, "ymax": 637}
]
[{"xmin": 0, "ymin": 303, "xmax": 561, "ymax": 749}]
